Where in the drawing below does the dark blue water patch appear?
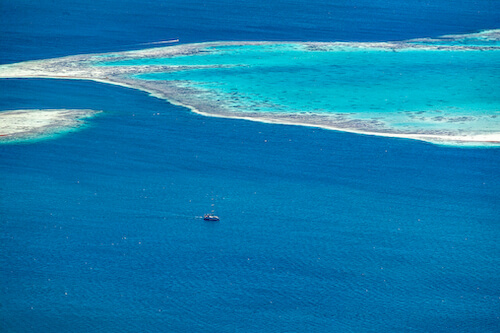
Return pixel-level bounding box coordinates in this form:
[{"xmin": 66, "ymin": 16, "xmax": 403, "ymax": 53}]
[
  {"xmin": 0, "ymin": 78, "xmax": 138, "ymax": 112},
  {"xmin": 1, "ymin": 0, "xmax": 499, "ymax": 64},
  {"xmin": 1, "ymin": 78, "xmax": 499, "ymax": 331}
]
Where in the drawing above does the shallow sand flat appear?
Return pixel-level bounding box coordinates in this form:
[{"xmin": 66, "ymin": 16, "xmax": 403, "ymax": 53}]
[{"xmin": 0, "ymin": 109, "xmax": 100, "ymax": 142}]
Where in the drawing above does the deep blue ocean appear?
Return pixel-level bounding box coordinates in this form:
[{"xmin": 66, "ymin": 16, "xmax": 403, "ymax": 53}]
[{"xmin": 1, "ymin": 1, "xmax": 499, "ymax": 332}]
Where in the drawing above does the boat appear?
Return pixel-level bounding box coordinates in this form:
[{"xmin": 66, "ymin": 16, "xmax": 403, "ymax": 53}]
[{"xmin": 203, "ymin": 214, "xmax": 219, "ymax": 221}]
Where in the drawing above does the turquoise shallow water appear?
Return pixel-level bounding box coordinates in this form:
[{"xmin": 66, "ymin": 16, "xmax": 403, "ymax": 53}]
[
  {"xmin": 1, "ymin": 32, "xmax": 498, "ymax": 145},
  {"xmin": 97, "ymin": 40, "xmax": 500, "ymax": 139}
]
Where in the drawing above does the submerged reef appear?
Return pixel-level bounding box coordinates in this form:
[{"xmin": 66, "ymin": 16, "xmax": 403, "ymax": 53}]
[
  {"xmin": 0, "ymin": 109, "xmax": 100, "ymax": 143},
  {"xmin": 1, "ymin": 30, "xmax": 499, "ymax": 146}
]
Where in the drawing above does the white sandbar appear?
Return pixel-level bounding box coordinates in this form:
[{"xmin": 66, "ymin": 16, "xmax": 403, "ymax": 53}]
[{"xmin": 0, "ymin": 109, "xmax": 100, "ymax": 143}]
